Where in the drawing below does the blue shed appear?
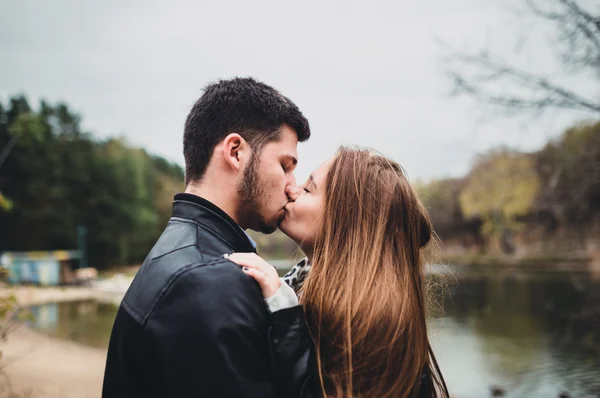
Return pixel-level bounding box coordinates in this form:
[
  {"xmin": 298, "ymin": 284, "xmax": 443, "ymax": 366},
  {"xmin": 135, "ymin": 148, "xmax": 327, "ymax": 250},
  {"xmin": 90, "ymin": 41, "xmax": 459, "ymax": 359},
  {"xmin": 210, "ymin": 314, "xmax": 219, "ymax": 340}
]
[{"xmin": 0, "ymin": 251, "xmax": 80, "ymax": 286}]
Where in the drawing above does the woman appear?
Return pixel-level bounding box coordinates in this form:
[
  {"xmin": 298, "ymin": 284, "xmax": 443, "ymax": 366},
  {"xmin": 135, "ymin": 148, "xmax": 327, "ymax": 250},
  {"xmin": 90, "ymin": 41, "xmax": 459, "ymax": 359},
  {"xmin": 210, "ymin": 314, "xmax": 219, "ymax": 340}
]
[{"xmin": 227, "ymin": 147, "xmax": 449, "ymax": 398}]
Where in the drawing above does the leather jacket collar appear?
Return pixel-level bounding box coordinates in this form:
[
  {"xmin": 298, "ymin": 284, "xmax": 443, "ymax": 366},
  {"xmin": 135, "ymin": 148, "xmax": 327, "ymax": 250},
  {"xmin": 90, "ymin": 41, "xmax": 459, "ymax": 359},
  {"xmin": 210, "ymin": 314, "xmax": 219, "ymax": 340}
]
[{"xmin": 172, "ymin": 193, "xmax": 256, "ymax": 253}]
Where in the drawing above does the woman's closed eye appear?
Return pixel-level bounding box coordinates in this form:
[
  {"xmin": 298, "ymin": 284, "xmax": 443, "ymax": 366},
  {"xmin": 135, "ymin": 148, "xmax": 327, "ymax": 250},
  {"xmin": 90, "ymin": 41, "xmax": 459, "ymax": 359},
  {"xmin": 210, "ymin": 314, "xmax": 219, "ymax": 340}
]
[{"xmin": 303, "ymin": 186, "xmax": 310, "ymax": 193}]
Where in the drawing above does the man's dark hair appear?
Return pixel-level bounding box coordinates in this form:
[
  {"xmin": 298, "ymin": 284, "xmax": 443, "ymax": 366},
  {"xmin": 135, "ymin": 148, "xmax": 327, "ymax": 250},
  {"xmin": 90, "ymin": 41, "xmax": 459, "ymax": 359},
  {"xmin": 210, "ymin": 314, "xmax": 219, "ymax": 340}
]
[{"xmin": 183, "ymin": 77, "xmax": 311, "ymax": 184}]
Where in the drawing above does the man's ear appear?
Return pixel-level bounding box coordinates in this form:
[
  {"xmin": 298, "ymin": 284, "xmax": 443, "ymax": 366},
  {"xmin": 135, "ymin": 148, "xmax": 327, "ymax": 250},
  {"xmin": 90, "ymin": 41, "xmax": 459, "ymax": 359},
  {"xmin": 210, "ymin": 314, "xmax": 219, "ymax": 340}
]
[{"xmin": 222, "ymin": 133, "xmax": 249, "ymax": 171}]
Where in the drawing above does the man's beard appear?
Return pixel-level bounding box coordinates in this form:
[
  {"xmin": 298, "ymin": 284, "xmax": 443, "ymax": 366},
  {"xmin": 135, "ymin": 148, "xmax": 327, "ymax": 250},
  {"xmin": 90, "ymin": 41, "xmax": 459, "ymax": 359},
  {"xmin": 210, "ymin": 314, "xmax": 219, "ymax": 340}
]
[{"xmin": 237, "ymin": 154, "xmax": 279, "ymax": 234}]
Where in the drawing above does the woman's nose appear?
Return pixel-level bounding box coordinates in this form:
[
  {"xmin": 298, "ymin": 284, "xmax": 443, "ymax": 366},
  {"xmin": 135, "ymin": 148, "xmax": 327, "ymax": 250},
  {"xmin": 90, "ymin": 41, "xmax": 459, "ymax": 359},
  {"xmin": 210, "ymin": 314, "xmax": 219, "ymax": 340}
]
[{"xmin": 286, "ymin": 184, "xmax": 303, "ymax": 202}]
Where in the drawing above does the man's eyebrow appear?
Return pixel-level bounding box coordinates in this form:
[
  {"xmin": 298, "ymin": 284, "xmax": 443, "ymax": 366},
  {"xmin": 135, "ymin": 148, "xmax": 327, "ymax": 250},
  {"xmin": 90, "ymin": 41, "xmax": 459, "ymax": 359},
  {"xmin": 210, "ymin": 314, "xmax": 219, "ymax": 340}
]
[{"xmin": 282, "ymin": 154, "xmax": 298, "ymax": 165}]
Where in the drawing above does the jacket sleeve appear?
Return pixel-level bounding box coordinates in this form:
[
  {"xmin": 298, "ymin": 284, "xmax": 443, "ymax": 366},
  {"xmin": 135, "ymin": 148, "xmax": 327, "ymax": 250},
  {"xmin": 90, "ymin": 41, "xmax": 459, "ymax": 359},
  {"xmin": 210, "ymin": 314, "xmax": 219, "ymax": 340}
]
[
  {"xmin": 145, "ymin": 260, "xmax": 279, "ymax": 398},
  {"xmin": 268, "ymin": 305, "xmax": 321, "ymax": 398}
]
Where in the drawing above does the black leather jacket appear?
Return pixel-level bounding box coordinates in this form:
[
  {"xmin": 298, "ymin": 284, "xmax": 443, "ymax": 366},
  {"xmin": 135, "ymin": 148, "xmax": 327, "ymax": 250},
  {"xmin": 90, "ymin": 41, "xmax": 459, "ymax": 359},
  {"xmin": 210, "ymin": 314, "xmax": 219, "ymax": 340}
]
[{"xmin": 102, "ymin": 193, "xmax": 315, "ymax": 398}]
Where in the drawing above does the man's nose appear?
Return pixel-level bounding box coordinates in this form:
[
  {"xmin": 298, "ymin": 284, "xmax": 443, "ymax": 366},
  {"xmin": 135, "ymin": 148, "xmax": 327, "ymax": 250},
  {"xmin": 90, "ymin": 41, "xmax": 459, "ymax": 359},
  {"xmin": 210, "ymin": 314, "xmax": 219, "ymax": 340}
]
[
  {"xmin": 286, "ymin": 173, "xmax": 297, "ymax": 188},
  {"xmin": 285, "ymin": 184, "xmax": 303, "ymax": 202}
]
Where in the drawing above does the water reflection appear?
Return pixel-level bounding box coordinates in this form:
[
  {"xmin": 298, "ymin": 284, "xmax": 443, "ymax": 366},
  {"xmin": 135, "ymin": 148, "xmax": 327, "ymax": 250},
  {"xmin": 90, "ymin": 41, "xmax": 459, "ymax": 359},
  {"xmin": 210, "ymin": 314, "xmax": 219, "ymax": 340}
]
[
  {"xmin": 429, "ymin": 269, "xmax": 600, "ymax": 398},
  {"xmin": 29, "ymin": 300, "xmax": 119, "ymax": 348},
  {"xmin": 28, "ymin": 268, "xmax": 600, "ymax": 397}
]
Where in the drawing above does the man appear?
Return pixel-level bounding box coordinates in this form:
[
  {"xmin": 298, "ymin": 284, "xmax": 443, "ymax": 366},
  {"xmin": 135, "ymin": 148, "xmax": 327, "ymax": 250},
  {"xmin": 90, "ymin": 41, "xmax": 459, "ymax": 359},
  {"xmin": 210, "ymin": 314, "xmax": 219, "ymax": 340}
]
[{"xmin": 102, "ymin": 78, "xmax": 310, "ymax": 397}]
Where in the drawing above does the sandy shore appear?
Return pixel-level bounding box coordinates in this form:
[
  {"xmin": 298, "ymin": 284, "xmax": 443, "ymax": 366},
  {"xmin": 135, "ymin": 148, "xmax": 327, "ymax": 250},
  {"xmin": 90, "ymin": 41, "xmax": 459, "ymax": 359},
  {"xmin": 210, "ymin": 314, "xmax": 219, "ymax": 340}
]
[
  {"xmin": 0, "ymin": 283, "xmax": 127, "ymax": 397},
  {"xmin": 1, "ymin": 326, "xmax": 106, "ymax": 398}
]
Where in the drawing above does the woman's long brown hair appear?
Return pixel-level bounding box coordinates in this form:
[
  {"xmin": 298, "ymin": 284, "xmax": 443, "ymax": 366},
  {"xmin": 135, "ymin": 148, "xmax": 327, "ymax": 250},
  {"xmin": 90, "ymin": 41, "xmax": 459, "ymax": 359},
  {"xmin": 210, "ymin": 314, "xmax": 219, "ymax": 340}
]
[{"xmin": 300, "ymin": 147, "xmax": 449, "ymax": 398}]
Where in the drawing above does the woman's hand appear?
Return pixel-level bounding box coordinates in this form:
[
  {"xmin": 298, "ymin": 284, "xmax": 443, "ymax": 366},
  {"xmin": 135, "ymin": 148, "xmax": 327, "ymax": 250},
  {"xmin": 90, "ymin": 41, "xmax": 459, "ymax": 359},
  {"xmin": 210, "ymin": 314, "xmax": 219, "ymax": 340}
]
[{"xmin": 225, "ymin": 253, "xmax": 281, "ymax": 298}]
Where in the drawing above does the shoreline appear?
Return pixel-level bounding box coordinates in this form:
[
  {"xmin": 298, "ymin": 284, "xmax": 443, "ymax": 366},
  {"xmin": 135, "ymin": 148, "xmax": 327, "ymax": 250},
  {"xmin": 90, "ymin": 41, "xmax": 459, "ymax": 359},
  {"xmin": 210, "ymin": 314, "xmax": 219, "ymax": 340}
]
[
  {"xmin": 1, "ymin": 325, "xmax": 106, "ymax": 398},
  {"xmin": 1, "ymin": 285, "xmax": 99, "ymax": 307},
  {"xmin": 1, "ymin": 257, "xmax": 597, "ymax": 309},
  {"xmin": 442, "ymin": 253, "xmax": 598, "ymax": 271},
  {"xmin": 1, "ymin": 283, "xmax": 127, "ymax": 308}
]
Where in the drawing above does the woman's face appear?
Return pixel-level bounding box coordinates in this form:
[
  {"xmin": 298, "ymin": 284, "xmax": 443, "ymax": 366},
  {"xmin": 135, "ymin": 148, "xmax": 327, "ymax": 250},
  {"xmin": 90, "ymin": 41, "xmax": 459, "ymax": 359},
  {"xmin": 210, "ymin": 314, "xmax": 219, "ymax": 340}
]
[{"xmin": 279, "ymin": 159, "xmax": 332, "ymax": 254}]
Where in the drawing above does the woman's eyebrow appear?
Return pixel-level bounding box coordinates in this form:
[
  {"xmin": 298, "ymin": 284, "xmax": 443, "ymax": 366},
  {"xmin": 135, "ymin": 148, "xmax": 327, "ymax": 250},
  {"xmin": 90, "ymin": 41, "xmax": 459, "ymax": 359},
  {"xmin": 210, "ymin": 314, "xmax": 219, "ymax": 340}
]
[{"xmin": 308, "ymin": 174, "xmax": 317, "ymax": 190}]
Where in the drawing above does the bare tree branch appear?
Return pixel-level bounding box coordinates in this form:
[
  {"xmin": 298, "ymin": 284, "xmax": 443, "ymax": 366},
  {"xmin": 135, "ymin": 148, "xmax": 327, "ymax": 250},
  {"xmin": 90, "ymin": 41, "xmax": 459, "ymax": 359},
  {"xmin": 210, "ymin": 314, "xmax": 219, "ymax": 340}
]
[
  {"xmin": 446, "ymin": 48, "xmax": 600, "ymax": 113},
  {"xmin": 564, "ymin": 1, "xmax": 600, "ymax": 52},
  {"xmin": 443, "ymin": 0, "xmax": 600, "ymax": 117}
]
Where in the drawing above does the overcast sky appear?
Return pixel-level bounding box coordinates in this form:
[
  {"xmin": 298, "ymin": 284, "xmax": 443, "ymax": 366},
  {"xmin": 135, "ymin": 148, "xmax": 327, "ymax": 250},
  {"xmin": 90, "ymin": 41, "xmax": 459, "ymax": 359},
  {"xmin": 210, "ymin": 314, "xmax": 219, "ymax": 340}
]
[{"xmin": 1, "ymin": 0, "xmax": 596, "ymax": 182}]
